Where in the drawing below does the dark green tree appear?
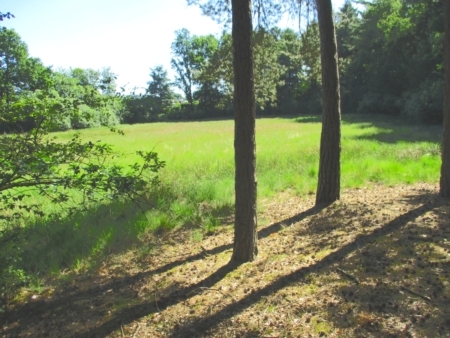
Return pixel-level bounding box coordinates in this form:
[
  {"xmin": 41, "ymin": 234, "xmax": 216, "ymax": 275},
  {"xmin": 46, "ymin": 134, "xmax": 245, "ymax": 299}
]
[
  {"xmin": 194, "ymin": 32, "xmax": 234, "ymax": 112},
  {"xmin": 171, "ymin": 29, "xmax": 196, "ymax": 107},
  {"xmin": 297, "ymin": 21, "xmax": 322, "ymax": 113},
  {"xmin": 335, "ymin": 1, "xmax": 361, "ymax": 111},
  {"xmin": 147, "ymin": 65, "xmax": 175, "ymax": 114},
  {"xmin": 253, "ymin": 28, "xmax": 286, "ymax": 110},
  {"xmin": 0, "ymin": 27, "xmax": 51, "ymax": 114},
  {"xmin": 341, "ymin": 0, "xmax": 444, "ymax": 121},
  {"xmin": 171, "ymin": 29, "xmax": 223, "ymax": 111},
  {"xmin": 276, "ymin": 28, "xmax": 302, "ymax": 111},
  {"xmin": 190, "ymin": 34, "xmax": 223, "ymax": 112},
  {"xmin": 51, "ymin": 68, "xmax": 124, "ymax": 129}
]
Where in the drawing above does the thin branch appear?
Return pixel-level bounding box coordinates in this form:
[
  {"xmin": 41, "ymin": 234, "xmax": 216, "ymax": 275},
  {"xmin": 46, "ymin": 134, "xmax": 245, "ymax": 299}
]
[
  {"xmin": 336, "ymin": 268, "xmax": 360, "ymax": 284},
  {"xmin": 0, "ymin": 179, "xmax": 58, "ymax": 192},
  {"xmin": 400, "ymin": 286, "xmax": 432, "ymax": 302}
]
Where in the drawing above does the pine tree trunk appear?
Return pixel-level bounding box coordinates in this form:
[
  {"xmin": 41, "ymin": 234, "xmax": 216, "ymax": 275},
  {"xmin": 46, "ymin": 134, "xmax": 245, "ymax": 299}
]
[
  {"xmin": 440, "ymin": 0, "xmax": 450, "ymax": 197},
  {"xmin": 231, "ymin": 0, "xmax": 258, "ymax": 263},
  {"xmin": 315, "ymin": 0, "xmax": 341, "ymax": 205}
]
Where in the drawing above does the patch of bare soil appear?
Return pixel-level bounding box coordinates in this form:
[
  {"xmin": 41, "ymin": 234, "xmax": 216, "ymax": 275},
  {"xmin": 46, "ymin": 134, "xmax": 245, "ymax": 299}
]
[{"xmin": 2, "ymin": 183, "xmax": 450, "ymax": 338}]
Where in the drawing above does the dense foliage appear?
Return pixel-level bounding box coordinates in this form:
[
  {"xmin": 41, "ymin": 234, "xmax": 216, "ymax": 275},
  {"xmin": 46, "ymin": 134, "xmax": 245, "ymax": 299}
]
[
  {"xmin": 125, "ymin": 0, "xmax": 444, "ymax": 124},
  {"xmin": 340, "ymin": 0, "xmax": 444, "ymax": 123},
  {"xmin": 0, "ymin": 29, "xmax": 127, "ymax": 132}
]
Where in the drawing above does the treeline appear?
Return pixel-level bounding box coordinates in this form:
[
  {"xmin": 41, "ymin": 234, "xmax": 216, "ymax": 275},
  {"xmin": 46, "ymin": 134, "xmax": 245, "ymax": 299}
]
[
  {"xmin": 1, "ymin": 0, "xmax": 445, "ymax": 129},
  {"xmin": 0, "ymin": 27, "xmax": 127, "ymax": 133},
  {"xmin": 339, "ymin": 0, "xmax": 444, "ymax": 124},
  {"xmin": 124, "ymin": 26, "xmax": 321, "ymax": 122},
  {"xmin": 128, "ymin": 0, "xmax": 444, "ymax": 124}
]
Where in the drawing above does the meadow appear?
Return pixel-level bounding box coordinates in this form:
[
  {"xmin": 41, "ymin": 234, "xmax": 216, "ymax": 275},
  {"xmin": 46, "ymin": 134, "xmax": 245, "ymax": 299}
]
[
  {"xmin": 55, "ymin": 114, "xmax": 442, "ymax": 202},
  {"xmin": 0, "ymin": 114, "xmax": 443, "ymax": 303}
]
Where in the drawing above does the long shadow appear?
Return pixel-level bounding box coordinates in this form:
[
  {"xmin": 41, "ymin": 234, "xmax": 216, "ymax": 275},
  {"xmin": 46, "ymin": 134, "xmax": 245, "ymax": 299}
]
[
  {"xmin": 167, "ymin": 202, "xmax": 437, "ymax": 337},
  {"xmin": 293, "ymin": 115, "xmax": 322, "ymax": 124},
  {"xmin": 353, "ymin": 128, "xmax": 442, "ymax": 144},
  {"xmin": 342, "ymin": 115, "xmax": 442, "ymax": 144},
  {"xmin": 131, "ymin": 204, "xmax": 325, "ymax": 279},
  {"xmin": 26, "ymin": 200, "xmax": 433, "ymax": 338},
  {"xmin": 1, "ymin": 205, "xmax": 326, "ymax": 336},
  {"xmin": 72, "ymin": 260, "xmax": 241, "ymax": 338},
  {"xmin": 319, "ymin": 195, "xmax": 450, "ymax": 336},
  {"xmin": 1, "ymin": 260, "xmax": 240, "ymax": 337}
]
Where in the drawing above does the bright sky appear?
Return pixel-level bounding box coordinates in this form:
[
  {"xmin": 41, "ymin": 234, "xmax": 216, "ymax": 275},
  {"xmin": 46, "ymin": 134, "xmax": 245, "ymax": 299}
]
[{"xmin": 1, "ymin": 0, "xmax": 345, "ymax": 93}]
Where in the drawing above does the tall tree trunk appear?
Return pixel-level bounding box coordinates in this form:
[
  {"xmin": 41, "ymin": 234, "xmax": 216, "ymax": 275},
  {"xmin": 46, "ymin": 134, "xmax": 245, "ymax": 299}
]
[
  {"xmin": 315, "ymin": 0, "xmax": 341, "ymax": 205},
  {"xmin": 231, "ymin": 0, "xmax": 258, "ymax": 263},
  {"xmin": 440, "ymin": 0, "xmax": 450, "ymax": 197}
]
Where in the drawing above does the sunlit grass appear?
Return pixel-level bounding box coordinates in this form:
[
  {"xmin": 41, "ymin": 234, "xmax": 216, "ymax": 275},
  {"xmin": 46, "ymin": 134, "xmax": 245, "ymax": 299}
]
[
  {"xmin": 1, "ymin": 114, "xmax": 442, "ymax": 299},
  {"xmin": 33, "ymin": 116, "xmax": 445, "ymax": 248},
  {"xmin": 53, "ymin": 115, "xmax": 442, "ymax": 202}
]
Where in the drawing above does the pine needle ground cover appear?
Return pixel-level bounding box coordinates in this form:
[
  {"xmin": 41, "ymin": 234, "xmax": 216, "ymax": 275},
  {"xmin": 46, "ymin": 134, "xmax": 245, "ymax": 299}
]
[
  {"xmin": 1, "ymin": 115, "xmax": 447, "ymax": 337},
  {"xmin": 3, "ymin": 184, "xmax": 449, "ymax": 337}
]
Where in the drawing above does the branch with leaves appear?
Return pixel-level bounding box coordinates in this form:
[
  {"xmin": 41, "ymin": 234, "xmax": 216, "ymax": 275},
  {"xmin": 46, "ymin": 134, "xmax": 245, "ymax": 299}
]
[{"xmin": 0, "ymin": 12, "xmax": 14, "ymax": 21}]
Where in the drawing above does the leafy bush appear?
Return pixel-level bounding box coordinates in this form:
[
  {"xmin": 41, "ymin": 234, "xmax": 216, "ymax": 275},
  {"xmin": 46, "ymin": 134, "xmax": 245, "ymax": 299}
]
[
  {"xmin": 0, "ymin": 71, "xmax": 165, "ymax": 304},
  {"xmin": 357, "ymin": 92, "xmax": 402, "ymax": 116},
  {"xmin": 401, "ymin": 78, "xmax": 444, "ymax": 124}
]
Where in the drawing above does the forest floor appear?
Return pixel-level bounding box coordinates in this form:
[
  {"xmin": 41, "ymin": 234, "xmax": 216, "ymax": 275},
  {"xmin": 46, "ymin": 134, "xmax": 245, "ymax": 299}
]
[{"xmin": 2, "ymin": 182, "xmax": 450, "ymax": 338}]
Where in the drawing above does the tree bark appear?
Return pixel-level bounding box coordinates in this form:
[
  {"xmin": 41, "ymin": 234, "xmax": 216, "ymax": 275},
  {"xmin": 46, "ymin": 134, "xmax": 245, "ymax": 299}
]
[
  {"xmin": 231, "ymin": 0, "xmax": 258, "ymax": 263},
  {"xmin": 440, "ymin": 0, "xmax": 450, "ymax": 197},
  {"xmin": 315, "ymin": 0, "xmax": 341, "ymax": 205}
]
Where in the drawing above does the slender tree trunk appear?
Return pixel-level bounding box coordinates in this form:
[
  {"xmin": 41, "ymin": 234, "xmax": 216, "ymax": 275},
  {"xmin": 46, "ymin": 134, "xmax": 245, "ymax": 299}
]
[
  {"xmin": 231, "ymin": 0, "xmax": 258, "ymax": 263},
  {"xmin": 441, "ymin": 0, "xmax": 450, "ymax": 197},
  {"xmin": 315, "ymin": 0, "xmax": 341, "ymax": 205}
]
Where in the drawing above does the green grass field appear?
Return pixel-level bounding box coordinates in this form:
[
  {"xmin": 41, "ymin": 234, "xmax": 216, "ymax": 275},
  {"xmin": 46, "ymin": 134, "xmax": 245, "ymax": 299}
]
[
  {"xmin": 55, "ymin": 114, "xmax": 442, "ymax": 199},
  {"xmin": 0, "ymin": 114, "xmax": 443, "ymax": 300}
]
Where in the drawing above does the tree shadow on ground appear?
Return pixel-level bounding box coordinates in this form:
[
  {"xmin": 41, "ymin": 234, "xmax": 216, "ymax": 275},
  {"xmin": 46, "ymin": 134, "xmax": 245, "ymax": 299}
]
[
  {"xmin": 351, "ymin": 125, "xmax": 442, "ymax": 144},
  {"xmin": 167, "ymin": 194, "xmax": 445, "ymax": 337},
  {"xmin": 294, "ymin": 114, "xmax": 442, "ymax": 144},
  {"xmin": 344, "ymin": 114, "xmax": 442, "ymax": 144},
  {"xmin": 317, "ymin": 192, "xmax": 450, "ymax": 337},
  {"xmin": 2, "ymin": 187, "xmax": 448, "ymax": 337},
  {"xmin": 0, "ymin": 188, "xmax": 236, "ymax": 308},
  {"xmin": 1, "ymin": 203, "xmax": 326, "ymax": 337}
]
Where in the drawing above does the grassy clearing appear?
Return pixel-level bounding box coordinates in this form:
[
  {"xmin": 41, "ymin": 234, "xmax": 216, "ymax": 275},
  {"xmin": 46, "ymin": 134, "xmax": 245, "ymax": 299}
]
[
  {"xmin": 54, "ymin": 114, "xmax": 442, "ymax": 199},
  {"xmin": 0, "ymin": 115, "xmax": 443, "ymax": 305}
]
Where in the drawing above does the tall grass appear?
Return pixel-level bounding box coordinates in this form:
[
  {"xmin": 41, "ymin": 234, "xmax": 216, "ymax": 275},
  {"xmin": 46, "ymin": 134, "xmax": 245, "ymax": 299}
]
[
  {"xmin": 61, "ymin": 115, "xmax": 441, "ymax": 196},
  {"xmin": 51, "ymin": 115, "xmax": 442, "ymax": 235},
  {"xmin": 0, "ymin": 115, "xmax": 442, "ymax": 301}
]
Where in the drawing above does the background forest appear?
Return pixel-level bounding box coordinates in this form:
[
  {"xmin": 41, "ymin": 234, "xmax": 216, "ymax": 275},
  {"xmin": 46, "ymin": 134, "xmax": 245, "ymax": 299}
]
[
  {"xmin": 122, "ymin": 0, "xmax": 445, "ymax": 124},
  {"xmin": 2, "ymin": 0, "xmax": 445, "ymax": 127}
]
